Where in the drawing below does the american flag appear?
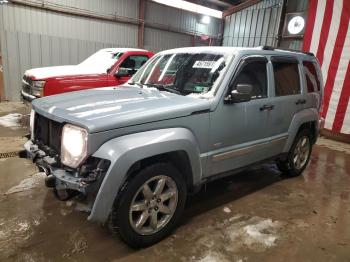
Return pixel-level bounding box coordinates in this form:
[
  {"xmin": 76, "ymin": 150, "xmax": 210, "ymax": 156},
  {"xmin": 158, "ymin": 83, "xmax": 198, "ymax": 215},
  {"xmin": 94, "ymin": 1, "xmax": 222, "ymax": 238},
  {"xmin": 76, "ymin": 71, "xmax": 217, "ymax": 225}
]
[{"xmin": 303, "ymin": 0, "xmax": 350, "ymax": 134}]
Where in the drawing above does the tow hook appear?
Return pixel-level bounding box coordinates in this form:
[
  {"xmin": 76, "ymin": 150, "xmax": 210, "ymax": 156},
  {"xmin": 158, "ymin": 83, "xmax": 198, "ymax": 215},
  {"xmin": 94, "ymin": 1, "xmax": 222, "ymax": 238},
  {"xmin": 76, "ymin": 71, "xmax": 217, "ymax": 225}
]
[
  {"xmin": 18, "ymin": 150, "xmax": 28, "ymax": 158},
  {"xmin": 45, "ymin": 174, "xmax": 56, "ymax": 188}
]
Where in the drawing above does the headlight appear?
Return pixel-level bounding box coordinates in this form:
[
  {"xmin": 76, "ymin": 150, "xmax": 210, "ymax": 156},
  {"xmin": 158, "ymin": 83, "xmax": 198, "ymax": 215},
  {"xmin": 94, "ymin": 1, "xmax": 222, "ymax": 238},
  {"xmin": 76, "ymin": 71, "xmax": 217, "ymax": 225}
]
[
  {"xmin": 31, "ymin": 81, "xmax": 46, "ymax": 97},
  {"xmin": 30, "ymin": 110, "xmax": 35, "ymax": 140},
  {"xmin": 61, "ymin": 124, "xmax": 88, "ymax": 168}
]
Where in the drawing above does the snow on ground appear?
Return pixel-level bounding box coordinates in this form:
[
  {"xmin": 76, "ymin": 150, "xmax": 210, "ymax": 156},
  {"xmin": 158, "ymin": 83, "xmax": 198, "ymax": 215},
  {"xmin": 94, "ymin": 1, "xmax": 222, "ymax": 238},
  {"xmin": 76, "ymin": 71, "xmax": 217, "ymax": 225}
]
[
  {"xmin": 223, "ymin": 207, "xmax": 232, "ymax": 213},
  {"xmin": 0, "ymin": 113, "xmax": 23, "ymax": 129},
  {"xmin": 187, "ymin": 214, "xmax": 284, "ymax": 261},
  {"xmin": 0, "ymin": 216, "xmax": 45, "ymax": 260},
  {"xmin": 4, "ymin": 172, "xmax": 46, "ymax": 195},
  {"xmin": 0, "ymin": 102, "xmax": 26, "ymax": 114},
  {"xmin": 197, "ymin": 251, "xmax": 231, "ymax": 262},
  {"xmin": 0, "ymin": 136, "xmax": 27, "ymax": 153},
  {"xmin": 224, "ymin": 215, "xmax": 283, "ymax": 252}
]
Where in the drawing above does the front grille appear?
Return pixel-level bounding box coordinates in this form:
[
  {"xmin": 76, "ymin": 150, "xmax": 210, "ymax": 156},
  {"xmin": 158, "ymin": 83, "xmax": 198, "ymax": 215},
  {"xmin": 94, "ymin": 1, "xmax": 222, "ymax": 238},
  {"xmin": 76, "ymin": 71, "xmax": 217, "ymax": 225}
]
[
  {"xmin": 22, "ymin": 76, "xmax": 32, "ymax": 94},
  {"xmin": 23, "ymin": 75, "xmax": 33, "ymax": 85},
  {"xmin": 22, "ymin": 82, "xmax": 31, "ymax": 94},
  {"xmin": 34, "ymin": 113, "xmax": 63, "ymax": 154}
]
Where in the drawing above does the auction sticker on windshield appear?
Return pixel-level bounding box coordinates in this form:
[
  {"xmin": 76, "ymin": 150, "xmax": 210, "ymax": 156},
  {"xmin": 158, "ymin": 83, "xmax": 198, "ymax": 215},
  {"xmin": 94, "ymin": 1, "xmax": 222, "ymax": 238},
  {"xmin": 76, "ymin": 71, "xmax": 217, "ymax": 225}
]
[{"xmin": 193, "ymin": 60, "xmax": 216, "ymax": 69}]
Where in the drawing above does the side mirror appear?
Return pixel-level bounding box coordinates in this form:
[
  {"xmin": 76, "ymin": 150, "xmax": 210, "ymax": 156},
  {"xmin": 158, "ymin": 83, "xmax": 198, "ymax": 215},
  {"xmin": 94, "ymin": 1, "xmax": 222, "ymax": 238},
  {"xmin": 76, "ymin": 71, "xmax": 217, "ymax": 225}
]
[
  {"xmin": 225, "ymin": 83, "xmax": 252, "ymax": 103},
  {"xmin": 115, "ymin": 67, "xmax": 130, "ymax": 77},
  {"xmin": 236, "ymin": 83, "xmax": 253, "ymax": 94}
]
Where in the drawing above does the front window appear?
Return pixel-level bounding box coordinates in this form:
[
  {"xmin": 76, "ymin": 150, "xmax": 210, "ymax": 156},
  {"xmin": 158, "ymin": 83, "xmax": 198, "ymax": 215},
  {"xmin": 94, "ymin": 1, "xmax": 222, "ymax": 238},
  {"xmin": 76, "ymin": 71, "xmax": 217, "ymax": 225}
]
[
  {"xmin": 79, "ymin": 49, "xmax": 123, "ymax": 72},
  {"xmin": 233, "ymin": 59, "xmax": 268, "ymax": 99},
  {"xmin": 130, "ymin": 52, "xmax": 232, "ymax": 96}
]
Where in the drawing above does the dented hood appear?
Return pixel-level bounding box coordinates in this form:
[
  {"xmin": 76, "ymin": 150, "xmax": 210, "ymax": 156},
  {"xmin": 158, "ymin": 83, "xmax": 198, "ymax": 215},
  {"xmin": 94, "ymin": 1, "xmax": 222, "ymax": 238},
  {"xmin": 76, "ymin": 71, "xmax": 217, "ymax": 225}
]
[{"xmin": 32, "ymin": 86, "xmax": 210, "ymax": 133}]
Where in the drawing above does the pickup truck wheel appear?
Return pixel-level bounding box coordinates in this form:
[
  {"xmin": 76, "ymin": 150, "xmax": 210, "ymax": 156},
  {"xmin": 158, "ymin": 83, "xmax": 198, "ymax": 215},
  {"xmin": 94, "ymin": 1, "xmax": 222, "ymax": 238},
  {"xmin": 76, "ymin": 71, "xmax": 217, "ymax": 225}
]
[
  {"xmin": 277, "ymin": 129, "xmax": 312, "ymax": 177},
  {"xmin": 110, "ymin": 163, "xmax": 187, "ymax": 248}
]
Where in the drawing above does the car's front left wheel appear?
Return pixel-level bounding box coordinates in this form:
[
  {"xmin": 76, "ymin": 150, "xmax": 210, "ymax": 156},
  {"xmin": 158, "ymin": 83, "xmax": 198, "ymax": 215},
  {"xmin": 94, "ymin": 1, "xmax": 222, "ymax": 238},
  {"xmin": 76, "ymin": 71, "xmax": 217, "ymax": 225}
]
[{"xmin": 110, "ymin": 162, "xmax": 187, "ymax": 248}]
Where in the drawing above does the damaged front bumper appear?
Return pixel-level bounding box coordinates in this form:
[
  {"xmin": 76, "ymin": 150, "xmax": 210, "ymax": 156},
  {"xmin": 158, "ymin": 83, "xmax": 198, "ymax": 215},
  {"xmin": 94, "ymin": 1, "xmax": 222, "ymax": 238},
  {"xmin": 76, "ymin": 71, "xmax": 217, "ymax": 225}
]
[
  {"xmin": 22, "ymin": 140, "xmax": 102, "ymax": 195},
  {"xmin": 21, "ymin": 89, "xmax": 37, "ymax": 102}
]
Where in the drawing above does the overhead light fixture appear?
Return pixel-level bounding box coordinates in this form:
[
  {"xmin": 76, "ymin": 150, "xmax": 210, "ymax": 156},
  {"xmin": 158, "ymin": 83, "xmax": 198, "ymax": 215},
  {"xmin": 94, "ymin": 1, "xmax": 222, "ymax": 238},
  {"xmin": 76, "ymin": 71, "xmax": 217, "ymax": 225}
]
[
  {"xmin": 0, "ymin": 0, "xmax": 9, "ymax": 3},
  {"xmin": 201, "ymin": 15, "xmax": 210, "ymax": 24},
  {"xmin": 152, "ymin": 0, "xmax": 222, "ymax": 18}
]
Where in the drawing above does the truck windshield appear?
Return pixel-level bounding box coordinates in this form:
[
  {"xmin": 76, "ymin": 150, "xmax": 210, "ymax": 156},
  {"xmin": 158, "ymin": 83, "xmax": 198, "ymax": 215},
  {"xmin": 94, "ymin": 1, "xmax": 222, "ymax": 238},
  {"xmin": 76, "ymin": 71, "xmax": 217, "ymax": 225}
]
[
  {"xmin": 130, "ymin": 52, "xmax": 231, "ymax": 96},
  {"xmin": 78, "ymin": 50, "xmax": 123, "ymax": 72}
]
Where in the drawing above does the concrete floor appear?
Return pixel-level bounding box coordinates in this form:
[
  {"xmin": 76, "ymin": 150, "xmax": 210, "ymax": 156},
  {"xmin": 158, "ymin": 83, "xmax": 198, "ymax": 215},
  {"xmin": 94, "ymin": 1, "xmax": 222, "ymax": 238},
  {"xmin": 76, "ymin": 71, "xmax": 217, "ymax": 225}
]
[{"xmin": 0, "ymin": 102, "xmax": 349, "ymax": 262}]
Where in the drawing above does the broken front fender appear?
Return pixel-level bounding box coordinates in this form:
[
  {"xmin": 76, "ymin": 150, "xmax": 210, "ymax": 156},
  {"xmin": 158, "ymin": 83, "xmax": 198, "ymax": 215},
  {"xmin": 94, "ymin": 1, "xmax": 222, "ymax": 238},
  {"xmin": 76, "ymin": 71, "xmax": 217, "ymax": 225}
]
[{"xmin": 88, "ymin": 127, "xmax": 202, "ymax": 223}]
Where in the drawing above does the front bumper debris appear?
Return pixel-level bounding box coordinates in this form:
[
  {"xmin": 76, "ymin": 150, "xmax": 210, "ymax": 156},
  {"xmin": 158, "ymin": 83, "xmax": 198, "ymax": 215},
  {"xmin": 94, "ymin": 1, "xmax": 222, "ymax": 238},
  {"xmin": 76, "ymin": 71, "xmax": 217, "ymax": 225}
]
[{"xmin": 23, "ymin": 140, "xmax": 94, "ymax": 194}]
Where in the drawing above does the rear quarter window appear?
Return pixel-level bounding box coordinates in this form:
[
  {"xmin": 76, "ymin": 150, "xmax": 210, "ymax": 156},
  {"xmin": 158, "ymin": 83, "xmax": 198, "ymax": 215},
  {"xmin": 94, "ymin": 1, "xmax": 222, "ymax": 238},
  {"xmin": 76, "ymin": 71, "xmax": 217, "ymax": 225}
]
[
  {"xmin": 272, "ymin": 60, "xmax": 301, "ymax": 96},
  {"xmin": 303, "ymin": 61, "xmax": 321, "ymax": 92}
]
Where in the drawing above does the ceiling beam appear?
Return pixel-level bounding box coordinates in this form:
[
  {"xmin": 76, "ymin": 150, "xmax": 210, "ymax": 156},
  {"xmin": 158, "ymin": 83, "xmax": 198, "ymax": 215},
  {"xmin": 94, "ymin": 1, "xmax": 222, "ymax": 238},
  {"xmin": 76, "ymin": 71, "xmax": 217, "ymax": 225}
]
[
  {"xmin": 200, "ymin": 0, "xmax": 231, "ymax": 8},
  {"xmin": 223, "ymin": 0, "xmax": 262, "ymax": 17}
]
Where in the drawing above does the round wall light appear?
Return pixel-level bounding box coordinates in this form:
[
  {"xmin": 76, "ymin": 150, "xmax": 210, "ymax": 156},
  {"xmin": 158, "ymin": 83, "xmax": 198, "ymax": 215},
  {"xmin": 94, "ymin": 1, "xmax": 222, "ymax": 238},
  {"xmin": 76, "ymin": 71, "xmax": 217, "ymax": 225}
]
[{"xmin": 287, "ymin": 16, "xmax": 305, "ymax": 35}]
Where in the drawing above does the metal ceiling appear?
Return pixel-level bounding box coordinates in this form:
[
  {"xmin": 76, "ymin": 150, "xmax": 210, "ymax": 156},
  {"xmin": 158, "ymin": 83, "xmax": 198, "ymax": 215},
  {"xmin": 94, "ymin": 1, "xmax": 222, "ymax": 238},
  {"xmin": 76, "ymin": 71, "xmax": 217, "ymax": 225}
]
[{"xmin": 197, "ymin": 0, "xmax": 247, "ymax": 11}]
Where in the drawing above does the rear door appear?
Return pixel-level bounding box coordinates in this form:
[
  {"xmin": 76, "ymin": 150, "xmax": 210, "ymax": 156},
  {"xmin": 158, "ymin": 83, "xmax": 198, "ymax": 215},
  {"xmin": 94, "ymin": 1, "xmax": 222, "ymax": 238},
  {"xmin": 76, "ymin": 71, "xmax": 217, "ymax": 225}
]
[{"xmin": 265, "ymin": 56, "xmax": 305, "ymax": 153}]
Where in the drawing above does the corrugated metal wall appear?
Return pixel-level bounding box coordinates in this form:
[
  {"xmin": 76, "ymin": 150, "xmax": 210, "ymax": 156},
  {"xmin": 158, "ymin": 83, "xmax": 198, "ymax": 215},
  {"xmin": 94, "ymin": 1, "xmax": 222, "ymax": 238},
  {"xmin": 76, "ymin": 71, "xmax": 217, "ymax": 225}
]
[
  {"xmin": 144, "ymin": 28, "xmax": 192, "ymax": 53},
  {"xmin": 0, "ymin": 0, "xmax": 221, "ymax": 101},
  {"xmin": 0, "ymin": 1, "xmax": 138, "ymax": 100},
  {"xmin": 222, "ymin": 0, "xmax": 283, "ymax": 47},
  {"xmin": 223, "ymin": 0, "xmax": 309, "ymax": 50}
]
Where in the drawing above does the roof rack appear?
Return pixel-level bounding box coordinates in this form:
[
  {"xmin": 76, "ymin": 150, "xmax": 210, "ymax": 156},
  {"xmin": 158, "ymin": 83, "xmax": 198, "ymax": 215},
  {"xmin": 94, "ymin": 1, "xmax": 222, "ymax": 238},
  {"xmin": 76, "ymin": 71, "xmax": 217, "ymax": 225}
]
[{"xmin": 258, "ymin": 46, "xmax": 315, "ymax": 57}]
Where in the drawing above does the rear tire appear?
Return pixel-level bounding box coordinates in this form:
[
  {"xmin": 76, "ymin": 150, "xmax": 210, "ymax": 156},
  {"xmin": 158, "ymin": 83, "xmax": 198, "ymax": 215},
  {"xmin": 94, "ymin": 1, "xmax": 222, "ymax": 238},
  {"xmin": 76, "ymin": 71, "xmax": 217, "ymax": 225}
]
[
  {"xmin": 277, "ymin": 129, "xmax": 312, "ymax": 177},
  {"xmin": 110, "ymin": 162, "xmax": 187, "ymax": 248}
]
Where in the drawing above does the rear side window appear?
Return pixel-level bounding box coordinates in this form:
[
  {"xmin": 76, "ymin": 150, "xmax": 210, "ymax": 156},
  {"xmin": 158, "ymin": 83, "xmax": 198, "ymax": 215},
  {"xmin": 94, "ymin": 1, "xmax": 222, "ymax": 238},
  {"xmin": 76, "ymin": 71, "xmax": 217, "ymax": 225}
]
[
  {"xmin": 272, "ymin": 60, "xmax": 300, "ymax": 96},
  {"xmin": 303, "ymin": 61, "xmax": 320, "ymax": 92}
]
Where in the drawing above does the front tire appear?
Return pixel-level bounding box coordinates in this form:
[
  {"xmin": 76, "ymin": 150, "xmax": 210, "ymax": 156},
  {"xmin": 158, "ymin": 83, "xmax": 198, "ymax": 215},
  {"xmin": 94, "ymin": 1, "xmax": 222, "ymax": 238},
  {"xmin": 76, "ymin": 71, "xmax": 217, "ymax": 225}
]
[
  {"xmin": 277, "ymin": 129, "xmax": 312, "ymax": 177},
  {"xmin": 110, "ymin": 162, "xmax": 187, "ymax": 248}
]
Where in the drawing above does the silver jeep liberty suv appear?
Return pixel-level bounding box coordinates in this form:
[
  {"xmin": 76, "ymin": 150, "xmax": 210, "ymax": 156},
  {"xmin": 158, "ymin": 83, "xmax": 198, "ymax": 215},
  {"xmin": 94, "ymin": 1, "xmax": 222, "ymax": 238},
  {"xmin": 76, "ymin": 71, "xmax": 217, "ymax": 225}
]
[{"xmin": 23, "ymin": 46, "xmax": 323, "ymax": 247}]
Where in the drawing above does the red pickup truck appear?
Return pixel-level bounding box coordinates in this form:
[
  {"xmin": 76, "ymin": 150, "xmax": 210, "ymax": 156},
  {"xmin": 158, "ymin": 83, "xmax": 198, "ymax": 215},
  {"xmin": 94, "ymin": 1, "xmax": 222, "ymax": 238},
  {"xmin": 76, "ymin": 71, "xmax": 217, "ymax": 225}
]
[{"xmin": 21, "ymin": 48, "xmax": 154, "ymax": 101}]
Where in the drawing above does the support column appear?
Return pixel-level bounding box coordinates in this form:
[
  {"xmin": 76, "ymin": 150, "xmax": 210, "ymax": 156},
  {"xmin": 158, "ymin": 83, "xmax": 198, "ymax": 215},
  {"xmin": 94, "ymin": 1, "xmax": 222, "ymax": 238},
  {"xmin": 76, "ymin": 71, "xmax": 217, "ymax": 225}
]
[{"xmin": 138, "ymin": 0, "xmax": 146, "ymax": 49}]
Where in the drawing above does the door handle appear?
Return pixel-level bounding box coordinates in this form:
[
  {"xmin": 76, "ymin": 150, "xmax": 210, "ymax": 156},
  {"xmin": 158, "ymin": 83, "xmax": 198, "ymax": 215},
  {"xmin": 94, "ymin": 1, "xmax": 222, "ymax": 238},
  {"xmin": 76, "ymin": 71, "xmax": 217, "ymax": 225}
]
[
  {"xmin": 260, "ymin": 104, "xmax": 274, "ymax": 111},
  {"xmin": 296, "ymin": 99, "xmax": 306, "ymax": 105}
]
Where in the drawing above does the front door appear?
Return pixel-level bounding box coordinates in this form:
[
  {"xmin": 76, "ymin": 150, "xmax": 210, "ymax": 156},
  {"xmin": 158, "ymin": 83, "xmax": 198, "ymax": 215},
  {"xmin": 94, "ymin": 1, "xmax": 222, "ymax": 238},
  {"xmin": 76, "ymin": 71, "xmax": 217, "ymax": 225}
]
[{"xmin": 207, "ymin": 56, "xmax": 272, "ymax": 176}]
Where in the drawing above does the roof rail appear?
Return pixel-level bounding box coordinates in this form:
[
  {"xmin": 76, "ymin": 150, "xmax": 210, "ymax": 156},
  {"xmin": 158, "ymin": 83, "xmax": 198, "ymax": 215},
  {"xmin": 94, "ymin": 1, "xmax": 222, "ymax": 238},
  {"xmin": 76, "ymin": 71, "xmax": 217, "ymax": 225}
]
[{"xmin": 258, "ymin": 46, "xmax": 315, "ymax": 57}]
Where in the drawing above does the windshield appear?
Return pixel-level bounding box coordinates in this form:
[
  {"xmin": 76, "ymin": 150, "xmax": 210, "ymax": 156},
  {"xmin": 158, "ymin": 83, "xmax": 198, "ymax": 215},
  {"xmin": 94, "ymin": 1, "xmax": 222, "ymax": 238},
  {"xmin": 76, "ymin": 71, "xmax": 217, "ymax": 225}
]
[
  {"xmin": 130, "ymin": 52, "xmax": 232, "ymax": 96},
  {"xmin": 78, "ymin": 49, "xmax": 123, "ymax": 72}
]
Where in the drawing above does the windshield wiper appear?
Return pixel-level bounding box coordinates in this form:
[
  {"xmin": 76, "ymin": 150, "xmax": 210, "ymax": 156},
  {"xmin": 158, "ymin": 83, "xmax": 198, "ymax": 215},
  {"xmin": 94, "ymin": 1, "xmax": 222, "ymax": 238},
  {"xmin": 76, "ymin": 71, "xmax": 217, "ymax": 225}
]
[
  {"xmin": 142, "ymin": 83, "xmax": 182, "ymax": 95},
  {"xmin": 128, "ymin": 81, "xmax": 144, "ymax": 88}
]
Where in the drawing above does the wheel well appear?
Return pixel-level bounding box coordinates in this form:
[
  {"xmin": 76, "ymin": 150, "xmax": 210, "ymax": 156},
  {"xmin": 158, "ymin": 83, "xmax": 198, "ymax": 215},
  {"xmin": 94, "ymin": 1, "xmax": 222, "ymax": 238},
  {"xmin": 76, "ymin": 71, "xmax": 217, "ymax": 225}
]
[
  {"xmin": 126, "ymin": 151, "xmax": 194, "ymax": 191},
  {"xmin": 298, "ymin": 121, "xmax": 317, "ymax": 144}
]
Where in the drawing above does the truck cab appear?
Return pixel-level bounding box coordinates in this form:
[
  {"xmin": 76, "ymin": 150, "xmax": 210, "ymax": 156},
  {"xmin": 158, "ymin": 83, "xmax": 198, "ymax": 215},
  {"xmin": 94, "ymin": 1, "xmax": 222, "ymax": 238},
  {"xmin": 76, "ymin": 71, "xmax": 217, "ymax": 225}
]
[{"xmin": 21, "ymin": 48, "xmax": 154, "ymax": 101}]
